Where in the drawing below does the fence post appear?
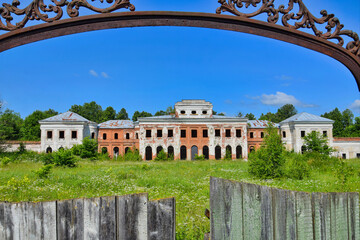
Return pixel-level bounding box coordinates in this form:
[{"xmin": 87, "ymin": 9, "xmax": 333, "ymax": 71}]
[{"xmin": 57, "ymin": 198, "xmax": 84, "ymax": 239}]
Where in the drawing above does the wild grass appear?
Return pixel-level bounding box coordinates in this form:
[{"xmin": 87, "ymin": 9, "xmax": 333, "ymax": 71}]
[{"xmin": 0, "ymin": 157, "xmax": 359, "ymax": 239}]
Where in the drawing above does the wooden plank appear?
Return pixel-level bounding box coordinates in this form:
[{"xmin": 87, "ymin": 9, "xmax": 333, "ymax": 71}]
[
  {"xmin": 330, "ymin": 192, "xmax": 348, "ymax": 240},
  {"xmin": 0, "ymin": 202, "xmax": 5, "ymax": 240},
  {"xmin": 242, "ymin": 182, "xmax": 261, "ymax": 240},
  {"xmin": 148, "ymin": 197, "xmax": 176, "ymax": 240},
  {"xmin": 210, "ymin": 177, "xmax": 243, "ymax": 240},
  {"xmin": 286, "ymin": 191, "xmax": 297, "ymax": 240},
  {"xmin": 83, "ymin": 197, "xmax": 100, "ymax": 240},
  {"xmin": 260, "ymin": 185, "xmax": 273, "ymax": 240},
  {"xmin": 296, "ymin": 191, "xmax": 313, "ymax": 239},
  {"xmin": 99, "ymin": 196, "xmax": 116, "ymax": 240},
  {"xmin": 57, "ymin": 198, "xmax": 84, "ymax": 240},
  {"xmin": 348, "ymin": 193, "xmax": 360, "ymax": 240},
  {"xmin": 117, "ymin": 193, "xmax": 148, "ymax": 240},
  {"xmin": 312, "ymin": 192, "xmax": 331, "ymax": 240}
]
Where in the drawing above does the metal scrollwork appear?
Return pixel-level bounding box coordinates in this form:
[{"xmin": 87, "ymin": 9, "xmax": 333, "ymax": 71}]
[
  {"xmin": 217, "ymin": 0, "xmax": 360, "ymax": 58},
  {"xmin": 0, "ymin": 0, "xmax": 135, "ymax": 31}
]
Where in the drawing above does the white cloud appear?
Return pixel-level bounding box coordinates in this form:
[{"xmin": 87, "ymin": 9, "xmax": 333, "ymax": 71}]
[
  {"xmin": 89, "ymin": 70, "xmax": 98, "ymax": 77},
  {"xmin": 350, "ymin": 99, "xmax": 360, "ymax": 112},
  {"xmin": 257, "ymin": 92, "xmax": 316, "ymax": 108},
  {"xmin": 101, "ymin": 72, "xmax": 109, "ymax": 78}
]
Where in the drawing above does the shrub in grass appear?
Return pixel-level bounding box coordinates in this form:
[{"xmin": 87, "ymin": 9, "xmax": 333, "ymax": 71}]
[
  {"xmin": 302, "ymin": 131, "xmax": 333, "ymax": 156},
  {"xmin": 283, "ymin": 152, "xmax": 310, "ymax": 180},
  {"xmin": 34, "ymin": 165, "xmax": 53, "ymax": 179},
  {"xmin": 248, "ymin": 124, "xmax": 285, "ymax": 179},
  {"xmin": 194, "ymin": 154, "xmax": 206, "ymax": 161},
  {"xmin": 305, "ymin": 152, "xmax": 340, "ymax": 169},
  {"xmin": 18, "ymin": 142, "xmax": 26, "ymax": 153},
  {"xmin": 120, "ymin": 148, "xmax": 142, "ymax": 162},
  {"xmin": 71, "ymin": 137, "xmax": 98, "ymax": 159},
  {"xmin": 224, "ymin": 149, "xmax": 232, "ymax": 160},
  {"xmin": 335, "ymin": 160, "xmax": 355, "ymax": 185},
  {"xmin": 154, "ymin": 149, "xmax": 168, "ymax": 161},
  {"xmin": 52, "ymin": 149, "xmax": 77, "ymax": 167},
  {"xmin": 0, "ymin": 157, "xmax": 11, "ymax": 166}
]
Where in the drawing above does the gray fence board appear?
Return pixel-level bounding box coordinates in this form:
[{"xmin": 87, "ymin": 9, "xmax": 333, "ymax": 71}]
[
  {"xmin": 148, "ymin": 198, "xmax": 176, "ymax": 240},
  {"xmin": 117, "ymin": 193, "xmax": 148, "ymax": 240},
  {"xmin": 260, "ymin": 185, "xmax": 273, "ymax": 240},
  {"xmin": 348, "ymin": 193, "xmax": 360, "ymax": 240},
  {"xmin": 210, "ymin": 177, "xmax": 243, "ymax": 240},
  {"xmin": 313, "ymin": 192, "xmax": 331, "ymax": 240},
  {"xmin": 273, "ymin": 189, "xmax": 296, "ymax": 240},
  {"xmin": 242, "ymin": 182, "xmax": 261, "ymax": 240},
  {"xmin": 0, "ymin": 202, "xmax": 5, "ymax": 240},
  {"xmin": 331, "ymin": 192, "xmax": 349, "ymax": 239},
  {"xmin": 57, "ymin": 198, "xmax": 84, "ymax": 240},
  {"xmin": 296, "ymin": 191, "xmax": 313, "ymax": 240}
]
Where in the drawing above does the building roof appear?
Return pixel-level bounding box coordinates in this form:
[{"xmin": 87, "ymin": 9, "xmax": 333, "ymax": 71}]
[
  {"xmin": 280, "ymin": 112, "xmax": 334, "ymax": 124},
  {"xmin": 248, "ymin": 120, "xmax": 278, "ymax": 128},
  {"xmin": 39, "ymin": 111, "xmax": 92, "ymax": 123},
  {"xmin": 98, "ymin": 120, "xmax": 135, "ymax": 129}
]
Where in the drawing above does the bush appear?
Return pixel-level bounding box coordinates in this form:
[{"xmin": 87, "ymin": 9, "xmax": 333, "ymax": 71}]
[
  {"xmin": 305, "ymin": 152, "xmax": 340, "ymax": 169},
  {"xmin": 34, "ymin": 165, "xmax": 53, "ymax": 179},
  {"xmin": 194, "ymin": 154, "xmax": 206, "ymax": 161},
  {"xmin": 283, "ymin": 152, "xmax": 310, "ymax": 180},
  {"xmin": 0, "ymin": 157, "xmax": 11, "ymax": 166},
  {"xmin": 335, "ymin": 160, "xmax": 355, "ymax": 185},
  {"xmin": 52, "ymin": 149, "xmax": 77, "ymax": 167},
  {"xmin": 120, "ymin": 148, "xmax": 142, "ymax": 162},
  {"xmin": 71, "ymin": 137, "xmax": 98, "ymax": 159},
  {"xmin": 303, "ymin": 131, "xmax": 333, "ymax": 155},
  {"xmin": 18, "ymin": 142, "xmax": 26, "ymax": 153},
  {"xmin": 224, "ymin": 149, "xmax": 232, "ymax": 160},
  {"xmin": 154, "ymin": 149, "xmax": 168, "ymax": 161},
  {"xmin": 248, "ymin": 124, "xmax": 285, "ymax": 179}
]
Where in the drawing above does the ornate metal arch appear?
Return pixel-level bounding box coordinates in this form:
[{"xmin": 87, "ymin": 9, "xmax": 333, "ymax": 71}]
[{"xmin": 1, "ymin": 0, "xmax": 360, "ymax": 90}]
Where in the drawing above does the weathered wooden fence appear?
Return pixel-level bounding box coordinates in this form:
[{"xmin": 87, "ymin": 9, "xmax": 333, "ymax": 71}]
[
  {"xmin": 0, "ymin": 193, "xmax": 175, "ymax": 240},
  {"xmin": 210, "ymin": 177, "xmax": 360, "ymax": 240}
]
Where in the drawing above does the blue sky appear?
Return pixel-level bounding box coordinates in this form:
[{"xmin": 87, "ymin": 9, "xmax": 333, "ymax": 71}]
[{"xmin": 1, "ymin": 0, "xmax": 360, "ymax": 119}]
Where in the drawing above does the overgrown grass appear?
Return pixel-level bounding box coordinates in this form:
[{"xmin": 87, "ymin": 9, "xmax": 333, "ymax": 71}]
[{"xmin": 0, "ymin": 156, "xmax": 359, "ymax": 239}]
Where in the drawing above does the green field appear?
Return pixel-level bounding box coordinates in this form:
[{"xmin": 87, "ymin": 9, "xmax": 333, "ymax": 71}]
[{"xmin": 1, "ymin": 159, "xmax": 360, "ymax": 239}]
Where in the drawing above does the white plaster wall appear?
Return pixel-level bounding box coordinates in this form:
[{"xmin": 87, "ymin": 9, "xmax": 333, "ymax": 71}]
[
  {"xmin": 2, "ymin": 143, "xmax": 41, "ymax": 152},
  {"xmin": 332, "ymin": 141, "xmax": 360, "ymax": 159}
]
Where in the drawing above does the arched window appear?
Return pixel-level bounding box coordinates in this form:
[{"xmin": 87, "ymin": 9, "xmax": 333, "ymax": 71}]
[
  {"xmin": 236, "ymin": 146, "xmax": 242, "ymax": 159},
  {"xmin": 46, "ymin": 147, "xmax": 52, "ymax": 153},
  {"xmin": 126, "ymin": 133, "xmax": 130, "ymax": 139},
  {"xmin": 191, "ymin": 145, "xmax": 198, "ymax": 160},
  {"xmin": 203, "ymin": 146, "xmax": 209, "ymax": 159},
  {"xmin": 91, "ymin": 132, "xmax": 95, "ymax": 139},
  {"xmin": 249, "ymin": 146, "xmax": 255, "ymax": 153},
  {"xmin": 101, "ymin": 147, "xmax": 108, "ymax": 154},
  {"xmin": 125, "ymin": 147, "xmax": 130, "ymax": 154},
  {"xmin": 156, "ymin": 146, "xmax": 163, "ymax": 156},
  {"xmin": 58, "ymin": 147, "xmax": 64, "ymax": 151},
  {"xmin": 113, "ymin": 147, "xmax": 119, "ymax": 158},
  {"xmin": 180, "ymin": 146, "xmax": 187, "ymax": 160},
  {"xmin": 215, "ymin": 146, "xmax": 221, "ymax": 160},
  {"xmin": 103, "ymin": 133, "xmax": 107, "ymax": 140},
  {"xmin": 145, "ymin": 146, "xmax": 152, "ymax": 161},
  {"xmin": 226, "ymin": 145, "xmax": 232, "ymax": 156},
  {"xmin": 167, "ymin": 146, "xmax": 174, "ymax": 159},
  {"xmin": 114, "ymin": 133, "xmax": 118, "ymax": 139}
]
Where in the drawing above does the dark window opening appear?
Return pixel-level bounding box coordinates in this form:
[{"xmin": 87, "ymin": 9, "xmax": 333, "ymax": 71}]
[
  {"xmin": 236, "ymin": 129, "xmax": 241, "ymax": 138},
  {"xmin": 46, "ymin": 147, "xmax": 52, "ymax": 153},
  {"xmin": 125, "ymin": 147, "xmax": 130, "ymax": 154},
  {"xmin": 156, "ymin": 146, "xmax": 163, "ymax": 156},
  {"xmin": 215, "ymin": 146, "xmax": 221, "ymax": 160},
  {"xmin": 357, "ymin": 153, "xmax": 360, "ymax": 159},
  {"xmin": 181, "ymin": 130, "xmax": 186, "ymax": 138},
  {"xmin": 126, "ymin": 133, "xmax": 130, "ymax": 139},
  {"xmin": 146, "ymin": 130, "xmax": 152, "ymax": 138},
  {"xmin": 191, "ymin": 110, "xmax": 196, "ymax": 114},
  {"xmin": 168, "ymin": 146, "xmax": 174, "ymax": 159},
  {"xmin": 342, "ymin": 153, "xmax": 347, "ymax": 159},
  {"xmin": 215, "ymin": 129, "xmax": 221, "ymax": 137},
  {"xmin": 71, "ymin": 131, "xmax": 77, "ymax": 139},
  {"xmin": 225, "ymin": 129, "xmax": 231, "ymax": 137},
  {"xmin": 114, "ymin": 133, "xmax": 118, "ymax": 139},
  {"xmin": 323, "ymin": 131, "xmax": 327, "ymax": 137},
  {"xmin": 47, "ymin": 131, "xmax": 52, "ymax": 139},
  {"xmin": 101, "ymin": 147, "xmax": 108, "ymax": 154},
  {"xmin": 250, "ymin": 146, "xmax": 255, "ymax": 153},
  {"xmin": 157, "ymin": 129, "xmax": 163, "ymax": 138},
  {"xmin": 203, "ymin": 146, "xmax": 209, "ymax": 159},
  {"xmin": 301, "ymin": 131, "xmax": 306, "ymax": 138},
  {"xmin": 103, "ymin": 133, "xmax": 107, "ymax": 140},
  {"xmin": 261, "ymin": 132, "xmax": 264, "ymax": 138},
  {"xmin": 136, "ymin": 133, "xmax": 139, "ymax": 139},
  {"xmin": 91, "ymin": 132, "xmax": 95, "ymax": 139},
  {"xmin": 226, "ymin": 145, "xmax": 232, "ymax": 159},
  {"xmin": 282, "ymin": 131, "xmax": 286, "ymax": 138},
  {"xmin": 202, "ymin": 110, "xmax": 207, "ymax": 114},
  {"xmin": 191, "ymin": 145, "xmax": 198, "ymax": 160},
  {"xmin": 168, "ymin": 129, "xmax": 173, "ymax": 137},
  {"xmin": 113, "ymin": 147, "xmax": 119, "ymax": 158},
  {"xmin": 203, "ymin": 129, "xmax": 208, "ymax": 138},
  {"xmin": 236, "ymin": 146, "xmax": 242, "ymax": 159},
  {"xmin": 59, "ymin": 131, "xmax": 65, "ymax": 139},
  {"xmin": 191, "ymin": 130, "xmax": 197, "ymax": 138},
  {"xmin": 145, "ymin": 146, "xmax": 152, "ymax": 161},
  {"xmin": 180, "ymin": 146, "xmax": 187, "ymax": 160},
  {"xmin": 250, "ymin": 132, "xmax": 254, "ymax": 138},
  {"xmin": 180, "ymin": 110, "xmax": 186, "ymax": 114}
]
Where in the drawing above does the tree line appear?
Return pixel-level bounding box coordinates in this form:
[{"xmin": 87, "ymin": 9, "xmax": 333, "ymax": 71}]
[{"xmin": 0, "ymin": 101, "xmax": 359, "ymax": 141}]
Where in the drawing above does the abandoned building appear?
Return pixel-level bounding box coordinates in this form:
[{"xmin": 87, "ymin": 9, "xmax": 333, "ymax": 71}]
[{"xmin": 36, "ymin": 100, "xmax": 360, "ymax": 160}]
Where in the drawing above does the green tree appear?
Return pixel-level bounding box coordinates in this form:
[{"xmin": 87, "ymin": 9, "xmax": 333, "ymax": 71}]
[
  {"xmin": 322, "ymin": 108, "xmax": 343, "ymax": 136},
  {"xmin": 116, "ymin": 108, "xmax": 129, "ymax": 120},
  {"xmin": 0, "ymin": 109, "xmax": 23, "ymax": 140},
  {"xmin": 155, "ymin": 110, "xmax": 167, "ymax": 116},
  {"xmin": 342, "ymin": 109, "xmax": 354, "ymax": 130},
  {"xmin": 101, "ymin": 106, "xmax": 116, "ymax": 122},
  {"xmin": 303, "ymin": 131, "xmax": 332, "ymax": 155},
  {"xmin": 0, "ymin": 101, "xmax": 6, "ymax": 152},
  {"xmin": 276, "ymin": 104, "xmax": 297, "ymax": 122},
  {"xmin": 248, "ymin": 124, "xmax": 285, "ymax": 179},
  {"xmin": 259, "ymin": 112, "xmax": 278, "ymax": 122},
  {"xmin": 344, "ymin": 117, "xmax": 360, "ymax": 137},
  {"xmin": 21, "ymin": 109, "xmax": 58, "ymax": 141},
  {"xmin": 245, "ymin": 113, "xmax": 256, "ymax": 120},
  {"xmin": 69, "ymin": 101, "xmax": 103, "ymax": 123},
  {"xmin": 132, "ymin": 111, "xmax": 152, "ymax": 121},
  {"xmin": 237, "ymin": 112, "xmax": 243, "ymax": 117},
  {"xmin": 166, "ymin": 106, "xmax": 175, "ymax": 114}
]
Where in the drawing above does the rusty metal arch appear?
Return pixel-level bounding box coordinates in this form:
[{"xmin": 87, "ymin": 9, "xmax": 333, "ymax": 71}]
[{"xmin": 1, "ymin": 1, "xmax": 359, "ymax": 90}]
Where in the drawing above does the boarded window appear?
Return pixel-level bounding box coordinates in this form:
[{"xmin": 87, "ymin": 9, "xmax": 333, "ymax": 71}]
[
  {"xmin": 250, "ymin": 132, "xmax": 254, "ymax": 138},
  {"xmin": 191, "ymin": 130, "xmax": 197, "ymax": 138},
  {"xmin": 301, "ymin": 131, "xmax": 306, "ymax": 138},
  {"xmin": 59, "ymin": 131, "xmax": 65, "ymax": 139},
  {"xmin": 168, "ymin": 129, "xmax": 173, "ymax": 137},
  {"xmin": 236, "ymin": 129, "xmax": 241, "ymax": 138},
  {"xmin": 181, "ymin": 130, "xmax": 186, "ymax": 138},
  {"xmin": 126, "ymin": 133, "xmax": 130, "ymax": 139},
  {"xmin": 323, "ymin": 131, "xmax": 327, "ymax": 137},
  {"xmin": 282, "ymin": 131, "xmax": 286, "ymax": 138},
  {"xmin": 71, "ymin": 131, "xmax": 77, "ymax": 139},
  {"xmin": 225, "ymin": 129, "xmax": 231, "ymax": 137},
  {"xmin": 157, "ymin": 129, "xmax": 162, "ymax": 138},
  {"xmin": 47, "ymin": 131, "xmax": 53, "ymax": 139},
  {"xmin": 146, "ymin": 130, "xmax": 151, "ymax": 138},
  {"xmin": 203, "ymin": 129, "xmax": 208, "ymax": 138},
  {"xmin": 114, "ymin": 133, "xmax": 118, "ymax": 139},
  {"xmin": 103, "ymin": 133, "xmax": 107, "ymax": 140},
  {"xmin": 215, "ymin": 129, "xmax": 220, "ymax": 137}
]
